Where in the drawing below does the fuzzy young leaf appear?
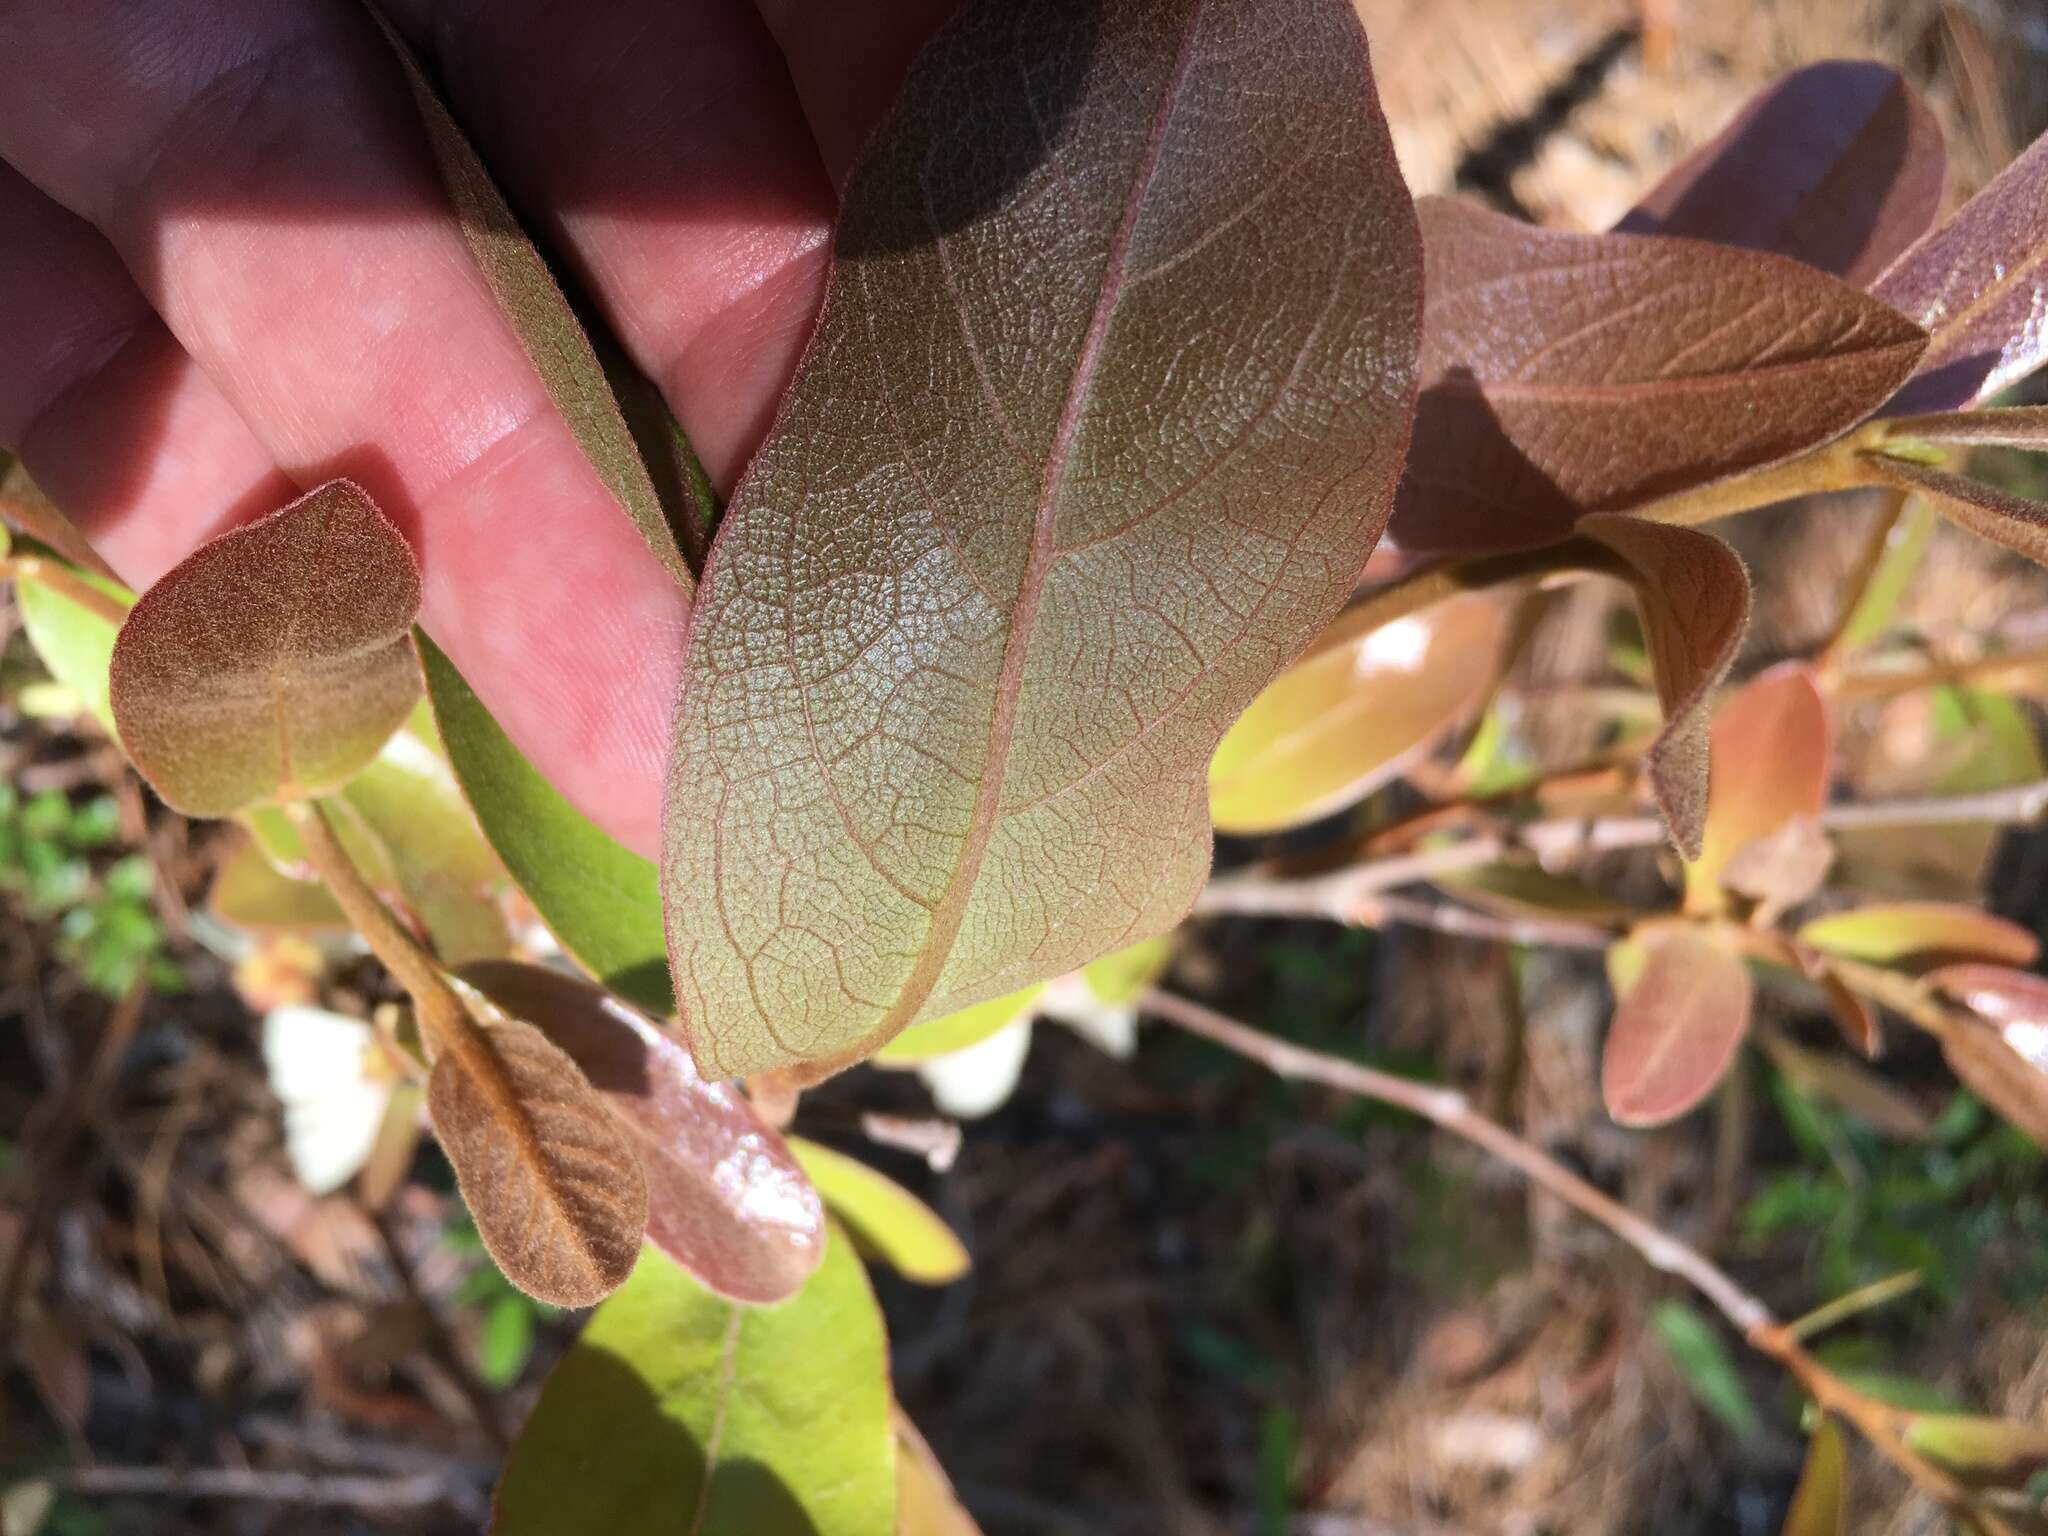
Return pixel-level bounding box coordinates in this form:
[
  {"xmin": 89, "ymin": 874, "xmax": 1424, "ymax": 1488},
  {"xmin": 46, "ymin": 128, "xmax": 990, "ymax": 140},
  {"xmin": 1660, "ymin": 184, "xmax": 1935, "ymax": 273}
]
[
  {"xmin": 420, "ymin": 634, "xmax": 672, "ymax": 1013},
  {"xmin": 1780, "ymin": 1418, "xmax": 1848, "ymax": 1536},
  {"xmin": 428, "ymin": 1014, "xmax": 648, "ymax": 1308},
  {"xmin": 1798, "ymin": 902, "xmax": 2039, "ymax": 969},
  {"xmin": 493, "ymin": 1234, "xmax": 894, "ymax": 1536},
  {"xmin": 789, "ymin": 1138, "xmax": 969, "ymax": 1286},
  {"xmin": 109, "ymin": 482, "xmax": 421, "ymax": 817},
  {"xmin": 1686, "ymin": 663, "xmax": 1832, "ymax": 912},
  {"xmin": 1209, "ymin": 591, "xmax": 1510, "ymax": 834},
  {"xmin": 664, "ymin": 0, "xmax": 1423, "ymax": 1081},
  {"xmin": 1578, "ymin": 516, "xmax": 1752, "ymax": 857},
  {"xmin": 1874, "ymin": 130, "xmax": 2048, "ymax": 414},
  {"xmin": 1865, "ymin": 454, "xmax": 2048, "ymax": 568},
  {"xmin": 1603, "ymin": 928, "xmax": 1753, "ymax": 1126},
  {"xmin": 460, "ymin": 961, "xmax": 822, "ymax": 1306},
  {"xmin": 1619, "ymin": 61, "xmax": 1944, "ymax": 286},
  {"xmin": 1390, "ymin": 198, "xmax": 1926, "ymax": 556}
]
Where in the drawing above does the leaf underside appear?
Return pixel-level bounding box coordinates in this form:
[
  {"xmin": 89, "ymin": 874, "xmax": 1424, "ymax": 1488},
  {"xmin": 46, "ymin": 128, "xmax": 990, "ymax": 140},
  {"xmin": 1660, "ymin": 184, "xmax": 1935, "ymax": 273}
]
[
  {"xmin": 109, "ymin": 480, "xmax": 422, "ymax": 818},
  {"xmin": 1603, "ymin": 927, "xmax": 1753, "ymax": 1126},
  {"xmin": 663, "ymin": 0, "xmax": 1423, "ymax": 1080}
]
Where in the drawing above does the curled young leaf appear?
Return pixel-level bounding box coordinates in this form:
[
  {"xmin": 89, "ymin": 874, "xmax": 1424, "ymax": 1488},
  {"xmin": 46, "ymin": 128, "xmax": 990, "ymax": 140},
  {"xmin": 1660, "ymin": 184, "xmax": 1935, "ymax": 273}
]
[
  {"xmin": 427, "ymin": 1013, "xmax": 648, "ymax": 1308},
  {"xmin": 1798, "ymin": 902, "xmax": 2039, "ymax": 969},
  {"xmin": 1208, "ymin": 590, "xmax": 1510, "ymax": 835},
  {"xmin": 109, "ymin": 482, "xmax": 422, "ymax": 817},
  {"xmin": 664, "ymin": 0, "xmax": 1423, "ymax": 1080},
  {"xmin": 1390, "ymin": 199, "xmax": 1927, "ymax": 556},
  {"xmin": 1619, "ymin": 61, "xmax": 1944, "ymax": 286},
  {"xmin": 1686, "ymin": 663, "xmax": 1832, "ymax": 913},
  {"xmin": 492, "ymin": 1234, "xmax": 894, "ymax": 1536},
  {"xmin": 420, "ymin": 634, "xmax": 672, "ymax": 1014},
  {"xmin": 1779, "ymin": 1418, "xmax": 1848, "ymax": 1536},
  {"xmin": 1603, "ymin": 927, "xmax": 1753, "ymax": 1127},
  {"xmin": 1818, "ymin": 967, "xmax": 1882, "ymax": 1059},
  {"xmin": 460, "ymin": 960, "xmax": 822, "ymax": 1305},
  {"xmin": 1577, "ymin": 516, "xmax": 1752, "ymax": 857},
  {"xmin": 1874, "ymin": 130, "xmax": 2048, "ymax": 414},
  {"xmin": 789, "ymin": 1138, "xmax": 970, "ymax": 1286},
  {"xmin": 1864, "ymin": 454, "xmax": 2048, "ymax": 568}
]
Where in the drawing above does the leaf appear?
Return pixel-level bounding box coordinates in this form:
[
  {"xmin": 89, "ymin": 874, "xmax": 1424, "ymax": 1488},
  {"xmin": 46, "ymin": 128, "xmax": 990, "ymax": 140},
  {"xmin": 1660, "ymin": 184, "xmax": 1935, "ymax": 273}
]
[
  {"xmin": 1798, "ymin": 902, "xmax": 2039, "ymax": 968},
  {"xmin": 1938, "ymin": 1015, "xmax": 2048, "ymax": 1149},
  {"xmin": 427, "ymin": 1013, "xmax": 649, "ymax": 1307},
  {"xmin": 1904, "ymin": 1413, "xmax": 2048, "ymax": 1489},
  {"xmin": 1438, "ymin": 862, "xmax": 1629, "ymax": 923},
  {"xmin": 109, "ymin": 481, "xmax": 422, "ymax": 817},
  {"xmin": 1864, "ymin": 453, "xmax": 2048, "ymax": 567},
  {"xmin": 1780, "ymin": 1418, "xmax": 1848, "ymax": 1536},
  {"xmin": 1208, "ymin": 590, "xmax": 1510, "ymax": 834},
  {"xmin": 1079, "ymin": 935, "xmax": 1173, "ymax": 1007},
  {"xmin": 1390, "ymin": 198, "xmax": 1927, "ymax": 556},
  {"xmin": 1818, "ymin": 968, "xmax": 1882, "ymax": 1058},
  {"xmin": 459, "ymin": 960, "xmax": 822, "ymax": 1305},
  {"xmin": 1757, "ymin": 1029, "xmax": 1928, "ymax": 1139},
  {"xmin": 1874, "ymin": 130, "xmax": 2048, "ymax": 414},
  {"xmin": 1686, "ymin": 663, "xmax": 1832, "ymax": 912},
  {"xmin": 1619, "ymin": 61, "xmax": 1944, "ymax": 287},
  {"xmin": 211, "ymin": 838, "xmax": 348, "ymax": 932},
  {"xmin": 1719, "ymin": 818, "xmax": 1834, "ymax": 919},
  {"xmin": 15, "ymin": 555, "xmax": 133, "ymax": 734},
  {"xmin": 1882, "ymin": 404, "xmax": 2048, "ymax": 450},
  {"xmin": 366, "ymin": 9, "xmax": 693, "ymax": 591},
  {"xmin": 1578, "ymin": 516, "xmax": 1752, "ymax": 857},
  {"xmin": 662, "ymin": 0, "xmax": 1423, "ymax": 1081},
  {"xmin": 1651, "ymin": 1299, "xmax": 1760, "ymax": 1440},
  {"xmin": 492, "ymin": 1233, "xmax": 895, "ymax": 1536},
  {"xmin": 875, "ymin": 984, "xmax": 1044, "ymax": 1067},
  {"xmin": 790, "ymin": 1138, "xmax": 969, "ymax": 1285},
  {"xmin": 1603, "ymin": 927, "xmax": 1753, "ymax": 1126},
  {"xmin": 420, "ymin": 633, "xmax": 672, "ymax": 1014},
  {"xmin": 1, "ymin": 457, "xmax": 117, "ymax": 580},
  {"xmin": 896, "ymin": 1408, "xmax": 983, "ymax": 1536}
]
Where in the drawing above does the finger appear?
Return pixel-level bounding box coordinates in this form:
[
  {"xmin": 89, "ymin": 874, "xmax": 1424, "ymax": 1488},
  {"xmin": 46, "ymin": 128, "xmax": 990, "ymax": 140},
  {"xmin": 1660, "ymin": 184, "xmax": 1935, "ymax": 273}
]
[
  {"xmin": 0, "ymin": 0, "xmax": 679, "ymax": 856},
  {"xmin": 751, "ymin": 0, "xmax": 959, "ymax": 186},
  {"xmin": 0, "ymin": 161, "xmax": 295, "ymax": 584},
  {"xmin": 380, "ymin": 0, "xmax": 836, "ymax": 490}
]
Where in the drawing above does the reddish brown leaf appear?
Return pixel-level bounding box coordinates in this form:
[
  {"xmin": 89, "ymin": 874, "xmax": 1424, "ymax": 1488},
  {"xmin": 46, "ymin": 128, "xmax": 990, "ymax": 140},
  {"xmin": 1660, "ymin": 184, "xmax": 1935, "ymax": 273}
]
[
  {"xmin": 664, "ymin": 0, "xmax": 1424, "ymax": 1080},
  {"xmin": 1928, "ymin": 963, "xmax": 2048, "ymax": 1033},
  {"xmin": 1719, "ymin": 818, "xmax": 1834, "ymax": 919},
  {"xmin": 427, "ymin": 1014, "xmax": 648, "ymax": 1308},
  {"xmin": 1620, "ymin": 61, "xmax": 1944, "ymax": 287},
  {"xmin": 1819, "ymin": 967, "xmax": 1882, "ymax": 1058},
  {"xmin": 110, "ymin": 481, "xmax": 422, "ymax": 817},
  {"xmin": 1874, "ymin": 130, "xmax": 2048, "ymax": 413},
  {"xmin": 459, "ymin": 961, "xmax": 822, "ymax": 1305},
  {"xmin": 1390, "ymin": 198, "xmax": 1927, "ymax": 555},
  {"xmin": 1937, "ymin": 1016, "xmax": 2048, "ymax": 1148},
  {"xmin": 1799, "ymin": 902, "xmax": 2039, "ymax": 969},
  {"xmin": 1686, "ymin": 664, "xmax": 1832, "ymax": 912},
  {"xmin": 1864, "ymin": 453, "xmax": 2048, "ymax": 566},
  {"xmin": 1883, "ymin": 405, "xmax": 2048, "ymax": 450},
  {"xmin": 1577, "ymin": 516, "xmax": 1752, "ymax": 857},
  {"xmin": 1603, "ymin": 927, "xmax": 1754, "ymax": 1126}
]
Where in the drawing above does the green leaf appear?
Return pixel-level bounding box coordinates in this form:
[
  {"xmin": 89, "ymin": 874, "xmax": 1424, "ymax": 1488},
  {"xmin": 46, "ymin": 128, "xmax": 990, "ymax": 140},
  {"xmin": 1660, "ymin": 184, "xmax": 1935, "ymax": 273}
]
[
  {"xmin": 479, "ymin": 1294, "xmax": 537, "ymax": 1388},
  {"xmin": 109, "ymin": 481, "xmax": 422, "ymax": 817},
  {"xmin": 1905, "ymin": 1413, "xmax": 2048, "ymax": 1489},
  {"xmin": 419, "ymin": 632, "xmax": 672, "ymax": 1014},
  {"xmin": 1798, "ymin": 902, "xmax": 2038, "ymax": 968},
  {"xmin": 664, "ymin": 0, "xmax": 1424, "ymax": 1080},
  {"xmin": 15, "ymin": 558, "xmax": 132, "ymax": 734},
  {"xmin": 1651, "ymin": 1299, "xmax": 1760, "ymax": 1441},
  {"xmin": 493, "ymin": 1233, "xmax": 895, "ymax": 1536},
  {"xmin": 789, "ymin": 1139, "xmax": 969, "ymax": 1285},
  {"xmin": 1780, "ymin": 1418, "xmax": 1847, "ymax": 1536},
  {"xmin": 1080, "ymin": 936, "xmax": 1173, "ymax": 1007},
  {"xmin": 874, "ymin": 984, "xmax": 1043, "ymax": 1066}
]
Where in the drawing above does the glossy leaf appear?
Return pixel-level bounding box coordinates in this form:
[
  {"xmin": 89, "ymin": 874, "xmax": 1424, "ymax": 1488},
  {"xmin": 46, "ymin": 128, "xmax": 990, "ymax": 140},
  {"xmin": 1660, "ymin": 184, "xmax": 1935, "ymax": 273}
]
[
  {"xmin": 896, "ymin": 1409, "xmax": 983, "ymax": 1536},
  {"xmin": 1904, "ymin": 1413, "xmax": 2048, "ymax": 1489},
  {"xmin": 1209, "ymin": 590, "xmax": 1509, "ymax": 834},
  {"xmin": 1874, "ymin": 129, "xmax": 2048, "ymax": 414},
  {"xmin": 1929, "ymin": 963, "xmax": 2048, "ymax": 1035},
  {"xmin": 1619, "ymin": 61, "xmax": 1943, "ymax": 286},
  {"xmin": 663, "ymin": 0, "xmax": 1424, "ymax": 1081},
  {"xmin": 1390, "ymin": 197, "xmax": 1927, "ymax": 555},
  {"xmin": 428, "ymin": 1014, "xmax": 648, "ymax": 1307},
  {"xmin": 15, "ymin": 559, "xmax": 132, "ymax": 733},
  {"xmin": 1686, "ymin": 664, "xmax": 1832, "ymax": 912},
  {"xmin": 1603, "ymin": 927, "xmax": 1753, "ymax": 1126},
  {"xmin": 875, "ymin": 984, "xmax": 1044, "ymax": 1067},
  {"xmin": 369, "ymin": 10, "xmax": 693, "ymax": 591},
  {"xmin": 1579, "ymin": 516, "xmax": 1752, "ymax": 857},
  {"xmin": 1798, "ymin": 902, "xmax": 2038, "ymax": 968},
  {"xmin": 460, "ymin": 960, "xmax": 822, "ymax": 1305},
  {"xmin": 420, "ymin": 633, "xmax": 672, "ymax": 1014},
  {"xmin": 493, "ymin": 1233, "xmax": 894, "ymax": 1536},
  {"xmin": 1865, "ymin": 454, "xmax": 2048, "ymax": 567},
  {"xmin": 790, "ymin": 1138, "xmax": 970, "ymax": 1286},
  {"xmin": 109, "ymin": 482, "xmax": 422, "ymax": 817},
  {"xmin": 1937, "ymin": 1014, "xmax": 2048, "ymax": 1149},
  {"xmin": 1779, "ymin": 1418, "xmax": 1848, "ymax": 1536}
]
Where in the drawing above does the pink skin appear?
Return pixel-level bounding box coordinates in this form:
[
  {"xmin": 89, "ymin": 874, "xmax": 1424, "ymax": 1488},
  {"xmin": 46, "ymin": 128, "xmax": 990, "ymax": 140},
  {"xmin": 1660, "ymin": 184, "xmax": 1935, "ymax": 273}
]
[{"xmin": 0, "ymin": 0, "xmax": 959, "ymax": 857}]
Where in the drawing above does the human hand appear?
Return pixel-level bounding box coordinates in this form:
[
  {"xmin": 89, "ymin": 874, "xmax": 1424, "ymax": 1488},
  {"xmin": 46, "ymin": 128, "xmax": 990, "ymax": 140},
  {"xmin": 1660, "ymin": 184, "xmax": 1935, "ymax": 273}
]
[{"xmin": 0, "ymin": 0, "xmax": 956, "ymax": 856}]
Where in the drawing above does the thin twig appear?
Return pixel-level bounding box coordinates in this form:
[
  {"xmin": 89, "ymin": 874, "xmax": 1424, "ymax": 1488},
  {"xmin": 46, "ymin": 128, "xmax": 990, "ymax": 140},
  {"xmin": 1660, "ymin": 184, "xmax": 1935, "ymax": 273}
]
[
  {"xmin": 1352, "ymin": 891, "xmax": 1613, "ymax": 949},
  {"xmin": 53, "ymin": 1465, "xmax": 458, "ymax": 1510}
]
